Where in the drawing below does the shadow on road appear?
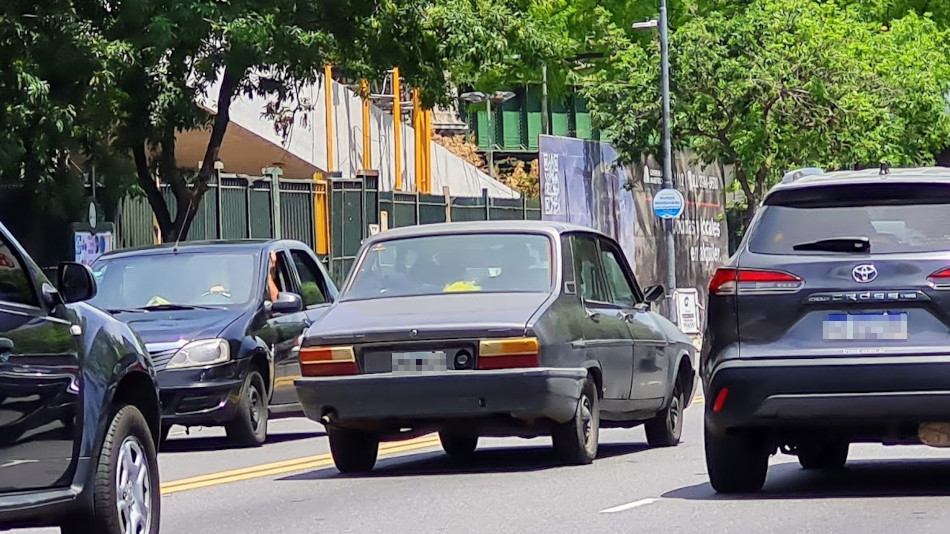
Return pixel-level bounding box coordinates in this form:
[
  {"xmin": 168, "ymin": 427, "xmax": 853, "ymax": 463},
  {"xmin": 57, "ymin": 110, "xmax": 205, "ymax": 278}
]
[
  {"xmin": 160, "ymin": 430, "xmax": 325, "ymax": 454},
  {"xmin": 664, "ymin": 458, "xmax": 950, "ymax": 501},
  {"xmin": 279, "ymin": 442, "xmax": 651, "ymax": 482}
]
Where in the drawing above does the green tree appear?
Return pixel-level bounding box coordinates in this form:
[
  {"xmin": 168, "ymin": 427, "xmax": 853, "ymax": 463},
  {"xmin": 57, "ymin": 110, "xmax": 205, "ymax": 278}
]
[
  {"xmin": 60, "ymin": 0, "xmax": 558, "ymax": 242},
  {"xmin": 586, "ymin": 0, "xmax": 950, "ymax": 224}
]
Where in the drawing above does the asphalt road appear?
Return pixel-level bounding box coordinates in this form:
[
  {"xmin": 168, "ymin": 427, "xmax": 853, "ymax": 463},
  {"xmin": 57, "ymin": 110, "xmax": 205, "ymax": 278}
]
[{"xmin": 21, "ymin": 396, "xmax": 950, "ymax": 534}]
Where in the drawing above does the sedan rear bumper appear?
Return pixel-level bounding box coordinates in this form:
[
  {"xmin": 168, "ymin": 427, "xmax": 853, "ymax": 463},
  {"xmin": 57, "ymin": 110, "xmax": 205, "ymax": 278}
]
[
  {"xmin": 706, "ymin": 356, "xmax": 950, "ymax": 435},
  {"xmin": 294, "ymin": 368, "xmax": 588, "ymax": 428}
]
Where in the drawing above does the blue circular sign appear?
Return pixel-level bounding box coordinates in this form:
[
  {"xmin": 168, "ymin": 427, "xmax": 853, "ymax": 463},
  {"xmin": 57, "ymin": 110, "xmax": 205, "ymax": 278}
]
[{"xmin": 653, "ymin": 188, "xmax": 685, "ymax": 219}]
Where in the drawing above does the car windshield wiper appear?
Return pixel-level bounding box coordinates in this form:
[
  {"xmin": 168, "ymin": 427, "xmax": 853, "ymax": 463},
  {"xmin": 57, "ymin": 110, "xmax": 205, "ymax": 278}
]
[
  {"xmin": 792, "ymin": 236, "xmax": 871, "ymax": 253},
  {"xmin": 141, "ymin": 303, "xmax": 225, "ymax": 311},
  {"xmin": 105, "ymin": 307, "xmax": 149, "ymax": 314}
]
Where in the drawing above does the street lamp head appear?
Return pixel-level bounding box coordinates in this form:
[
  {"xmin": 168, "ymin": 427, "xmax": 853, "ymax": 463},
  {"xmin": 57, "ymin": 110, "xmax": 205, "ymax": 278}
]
[
  {"xmin": 490, "ymin": 91, "xmax": 516, "ymax": 103},
  {"xmin": 631, "ymin": 19, "xmax": 659, "ymax": 30},
  {"xmin": 458, "ymin": 91, "xmax": 488, "ymax": 103}
]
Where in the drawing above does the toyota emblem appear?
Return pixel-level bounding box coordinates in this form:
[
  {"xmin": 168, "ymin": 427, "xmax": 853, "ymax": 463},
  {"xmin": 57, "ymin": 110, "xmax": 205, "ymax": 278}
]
[{"xmin": 852, "ymin": 264, "xmax": 878, "ymax": 283}]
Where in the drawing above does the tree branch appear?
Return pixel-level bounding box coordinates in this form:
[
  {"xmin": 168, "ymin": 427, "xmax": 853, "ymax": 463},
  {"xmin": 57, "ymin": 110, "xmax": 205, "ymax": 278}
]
[{"xmin": 133, "ymin": 143, "xmax": 173, "ymax": 237}]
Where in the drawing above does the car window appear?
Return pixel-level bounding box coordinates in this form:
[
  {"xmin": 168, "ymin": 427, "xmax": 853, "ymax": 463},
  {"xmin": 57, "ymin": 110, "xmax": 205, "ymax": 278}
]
[
  {"xmin": 343, "ymin": 232, "xmax": 553, "ymax": 301},
  {"xmin": 90, "ymin": 251, "xmax": 259, "ymax": 309},
  {"xmin": 290, "ymin": 249, "xmax": 328, "ymax": 307},
  {"xmin": 751, "ymin": 184, "xmax": 950, "ymax": 255},
  {"xmin": 599, "ymin": 240, "xmax": 637, "ymax": 308},
  {"xmin": 571, "ymin": 235, "xmax": 609, "ymax": 304},
  {"xmin": 0, "ymin": 233, "xmax": 37, "ymax": 307}
]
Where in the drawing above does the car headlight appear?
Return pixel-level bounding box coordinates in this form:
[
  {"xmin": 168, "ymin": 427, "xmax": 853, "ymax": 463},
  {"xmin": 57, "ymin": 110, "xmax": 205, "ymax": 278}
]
[{"xmin": 166, "ymin": 339, "xmax": 230, "ymax": 370}]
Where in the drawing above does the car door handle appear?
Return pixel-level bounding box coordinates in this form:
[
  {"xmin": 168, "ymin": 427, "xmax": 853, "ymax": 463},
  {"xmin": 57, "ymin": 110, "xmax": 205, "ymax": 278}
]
[
  {"xmin": 619, "ymin": 310, "xmax": 634, "ymax": 323},
  {"xmin": 585, "ymin": 309, "xmax": 601, "ymax": 322}
]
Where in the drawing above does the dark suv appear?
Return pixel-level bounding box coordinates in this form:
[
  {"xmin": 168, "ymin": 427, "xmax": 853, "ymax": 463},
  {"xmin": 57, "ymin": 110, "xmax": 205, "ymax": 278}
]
[
  {"xmin": 703, "ymin": 166, "xmax": 950, "ymax": 493},
  {"xmin": 0, "ymin": 222, "xmax": 161, "ymax": 533}
]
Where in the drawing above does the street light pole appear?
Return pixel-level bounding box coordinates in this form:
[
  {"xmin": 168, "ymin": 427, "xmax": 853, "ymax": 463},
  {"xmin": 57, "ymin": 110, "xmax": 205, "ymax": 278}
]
[
  {"xmin": 487, "ymin": 98, "xmax": 494, "ymax": 178},
  {"xmin": 659, "ymin": 0, "xmax": 677, "ymax": 320},
  {"xmin": 541, "ymin": 64, "xmax": 550, "ymax": 136}
]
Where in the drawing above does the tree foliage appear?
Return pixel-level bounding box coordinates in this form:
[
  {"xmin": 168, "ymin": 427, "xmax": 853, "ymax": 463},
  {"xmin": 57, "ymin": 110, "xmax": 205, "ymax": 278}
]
[{"xmin": 586, "ymin": 0, "xmax": 950, "ymax": 223}]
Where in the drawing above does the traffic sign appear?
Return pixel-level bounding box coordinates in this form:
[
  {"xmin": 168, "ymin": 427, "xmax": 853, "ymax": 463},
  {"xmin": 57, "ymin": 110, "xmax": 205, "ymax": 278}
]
[{"xmin": 653, "ymin": 188, "xmax": 685, "ymax": 219}]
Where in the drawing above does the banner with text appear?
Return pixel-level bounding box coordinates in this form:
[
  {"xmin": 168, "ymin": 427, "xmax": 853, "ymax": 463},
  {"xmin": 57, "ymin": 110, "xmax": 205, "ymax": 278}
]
[{"xmin": 539, "ymin": 135, "xmax": 729, "ymax": 325}]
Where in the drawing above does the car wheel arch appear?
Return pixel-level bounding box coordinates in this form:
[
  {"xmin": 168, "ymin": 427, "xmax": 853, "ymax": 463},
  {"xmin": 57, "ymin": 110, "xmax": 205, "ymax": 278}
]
[
  {"xmin": 248, "ymin": 348, "xmax": 272, "ymax": 399},
  {"xmin": 583, "ymin": 362, "xmax": 604, "ymax": 399},
  {"xmin": 671, "ymin": 351, "xmax": 696, "ymax": 407},
  {"xmin": 110, "ymin": 368, "xmax": 162, "ymax": 447}
]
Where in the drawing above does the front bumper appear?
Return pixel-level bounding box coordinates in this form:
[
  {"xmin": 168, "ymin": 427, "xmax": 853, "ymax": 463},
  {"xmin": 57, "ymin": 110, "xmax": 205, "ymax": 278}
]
[
  {"xmin": 294, "ymin": 368, "xmax": 588, "ymax": 427},
  {"xmin": 706, "ymin": 356, "xmax": 950, "ymax": 434},
  {"xmin": 157, "ymin": 360, "xmax": 246, "ymax": 426}
]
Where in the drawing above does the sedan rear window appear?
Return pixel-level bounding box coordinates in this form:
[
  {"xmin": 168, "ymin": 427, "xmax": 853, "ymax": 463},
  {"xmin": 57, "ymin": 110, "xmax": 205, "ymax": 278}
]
[
  {"xmin": 343, "ymin": 233, "xmax": 553, "ymax": 300},
  {"xmin": 750, "ymin": 184, "xmax": 950, "ymax": 255}
]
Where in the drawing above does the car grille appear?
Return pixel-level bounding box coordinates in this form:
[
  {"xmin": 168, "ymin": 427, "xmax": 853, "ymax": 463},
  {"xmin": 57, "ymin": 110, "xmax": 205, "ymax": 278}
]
[{"xmin": 148, "ymin": 349, "xmax": 177, "ymax": 371}]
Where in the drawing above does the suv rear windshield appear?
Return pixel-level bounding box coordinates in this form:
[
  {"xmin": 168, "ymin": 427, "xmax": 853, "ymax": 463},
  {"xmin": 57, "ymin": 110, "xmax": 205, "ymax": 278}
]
[
  {"xmin": 749, "ymin": 183, "xmax": 950, "ymax": 255},
  {"xmin": 343, "ymin": 232, "xmax": 553, "ymax": 301}
]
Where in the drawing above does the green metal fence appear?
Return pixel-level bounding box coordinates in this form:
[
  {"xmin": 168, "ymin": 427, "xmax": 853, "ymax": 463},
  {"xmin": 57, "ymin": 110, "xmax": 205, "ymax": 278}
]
[
  {"xmin": 326, "ymin": 174, "xmax": 541, "ymax": 285},
  {"xmin": 114, "ymin": 173, "xmax": 317, "ymax": 249}
]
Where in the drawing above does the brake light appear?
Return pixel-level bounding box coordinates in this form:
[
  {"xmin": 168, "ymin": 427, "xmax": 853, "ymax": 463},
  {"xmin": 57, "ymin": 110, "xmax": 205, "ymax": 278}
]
[
  {"xmin": 928, "ymin": 267, "xmax": 950, "ymax": 290},
  {"xmin": 478, "ymin": 337, "xmax": 540, "ymax": 370},
  {"xmin": 709, "ymin": 268, "xmax": 803, "ymax": 295},
  {"xmin": 300, "ymin": 346, "xmax": 359, "ymax": 376}
]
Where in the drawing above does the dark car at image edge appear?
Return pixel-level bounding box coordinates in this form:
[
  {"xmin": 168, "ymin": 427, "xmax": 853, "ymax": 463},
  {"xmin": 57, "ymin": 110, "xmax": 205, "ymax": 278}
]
[
  {"xmin": 702, "ymin": 166, "xmax": 950, "ymax": 493},
  {"xmin": 0, "ymin": 222, "xmax": 161, "ymax": 533}
]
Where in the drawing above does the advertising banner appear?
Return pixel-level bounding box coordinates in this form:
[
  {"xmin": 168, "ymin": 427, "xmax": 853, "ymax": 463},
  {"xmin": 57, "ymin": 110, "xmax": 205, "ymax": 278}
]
[{"xmin": 539, "ymin": 135, "xmax": 729, "ymax": 329}]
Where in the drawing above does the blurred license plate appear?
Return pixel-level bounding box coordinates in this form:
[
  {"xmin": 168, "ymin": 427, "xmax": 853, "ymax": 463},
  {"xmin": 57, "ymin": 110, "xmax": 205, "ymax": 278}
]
[
  {"xmin": 823, "ymin": 313, "xmax": 908, "ymax": 341},
  {"xmin": 392, "ymin": 351, "xmax": 447, "ymax": 373}
]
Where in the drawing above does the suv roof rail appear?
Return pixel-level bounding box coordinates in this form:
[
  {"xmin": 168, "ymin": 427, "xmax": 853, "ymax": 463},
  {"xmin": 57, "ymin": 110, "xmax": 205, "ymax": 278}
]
[{"xmin": 781, "ymin": 167, "xmax": 824, "ymax": 184}]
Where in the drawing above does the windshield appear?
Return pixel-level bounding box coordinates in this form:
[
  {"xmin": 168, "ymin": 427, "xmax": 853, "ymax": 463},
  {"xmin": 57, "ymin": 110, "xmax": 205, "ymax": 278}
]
[
  {"xmin": 750, "ymin": 189, "xmax": 950, "ymax": 255},
  {"xmin": 89, "ymin": 251, "xmax": 260, "ymax": 310},
  {"xmin": 343, "ymin": 233, "xmax": 553, "ymax": 301}
]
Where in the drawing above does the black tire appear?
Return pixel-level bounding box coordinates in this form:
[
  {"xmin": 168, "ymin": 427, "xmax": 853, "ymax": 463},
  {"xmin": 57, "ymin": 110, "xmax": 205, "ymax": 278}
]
[
  {"xmin": 797, "ymin": 439, "xmax": 849, "ymax": 470},
  {"xmin": 552, "ymin": 378, "xmax": 599, "ymax": 465},
  {"xmin": 328, "ymin": 427, "xmax": 380, "ymax": 474},
  {"xmin": 705, "ymin": 424, "xmax": 769, "ymax": 493},
  {"xmin": 645, "ymin": 380, "xmax": 685, "ymax": 447},
  {"xmin": 225, "ymin": 371, "xmax": 268, "ymax": 447},
  {"xmin": 439, "ymin": 431, "xmax": 478, "ymax": 461},
  {"xmin": 60, "ymin": 405, "xmax": 161, "ymax": 534}
]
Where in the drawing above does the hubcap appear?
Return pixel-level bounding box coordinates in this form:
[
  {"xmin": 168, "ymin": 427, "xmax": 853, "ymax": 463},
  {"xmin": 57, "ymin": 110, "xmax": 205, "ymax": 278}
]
[
  {"xmin": 115, "ymin": 436, "xmax": 151, "ymax": 534},
  {"xmin": 249, "ymin": 385, "xmax": 263, "ymax": 433},
  {"xmin": 669, "ymin": 390, "xmax": 682, "ymax": 436},
  {"xmin": 580, "ymin": 395, "xmax": 593, "ymax": 446}
]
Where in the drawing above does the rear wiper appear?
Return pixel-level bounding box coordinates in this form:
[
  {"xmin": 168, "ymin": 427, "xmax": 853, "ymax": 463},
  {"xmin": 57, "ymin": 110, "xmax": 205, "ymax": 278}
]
[
  {"xmin": 792, "ymin": 236, "xmax": 870, "ymax": 253},
  {"xmin": 106, "ymin": 308, "xmax": 149, "ymax": 314},
  {"xmin": 141, "ymin": 303, "xmax": 224, "ymax": 311}
]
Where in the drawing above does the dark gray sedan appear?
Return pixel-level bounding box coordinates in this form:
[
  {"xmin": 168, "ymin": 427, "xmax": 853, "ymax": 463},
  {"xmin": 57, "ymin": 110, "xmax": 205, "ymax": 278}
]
[{"xmin": 294, "ymin": 221, "xmax": 696, "ymax": 472}]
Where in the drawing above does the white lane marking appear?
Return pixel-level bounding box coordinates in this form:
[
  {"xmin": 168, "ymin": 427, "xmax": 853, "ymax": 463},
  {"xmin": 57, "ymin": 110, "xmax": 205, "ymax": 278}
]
[{"xmin": 600, "ymin": 498, "xmax": 659, "ymax": 514}]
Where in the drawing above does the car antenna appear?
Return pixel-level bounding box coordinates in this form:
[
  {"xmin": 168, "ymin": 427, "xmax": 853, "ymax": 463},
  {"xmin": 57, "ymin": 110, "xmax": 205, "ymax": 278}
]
[{"xmin": 173, "ymin": 196, "xmax": 195, "ymax": 253}]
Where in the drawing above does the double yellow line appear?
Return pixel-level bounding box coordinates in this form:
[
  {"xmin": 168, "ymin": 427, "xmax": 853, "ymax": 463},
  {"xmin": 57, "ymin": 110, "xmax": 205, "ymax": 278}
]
[
  {"xmin": 160, "ymin": 435, "xmax": 442, "ymax": 495},
  {"xmin": 162, "ymin": 398, "xmax": 707, "ymax": 496}
]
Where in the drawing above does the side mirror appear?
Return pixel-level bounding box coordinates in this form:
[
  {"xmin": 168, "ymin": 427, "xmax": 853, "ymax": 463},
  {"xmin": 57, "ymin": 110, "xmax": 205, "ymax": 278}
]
[
  {"xmin": 644, "ymin": 284, "xmax": 665, "ymax": 303},
  {"xmin": 58, "ymin": 262, "xmax": 97, "ymax": 304},
  {"xmin": 270, "ymin": 291, "xmax": 303, "ymax": 315}
]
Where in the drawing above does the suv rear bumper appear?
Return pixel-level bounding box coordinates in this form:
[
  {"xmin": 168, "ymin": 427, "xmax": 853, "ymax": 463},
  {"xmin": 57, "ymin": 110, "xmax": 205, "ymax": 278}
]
[{"xmin": 705, "ymin": 356, "xmax": 950, "ymax": 434}]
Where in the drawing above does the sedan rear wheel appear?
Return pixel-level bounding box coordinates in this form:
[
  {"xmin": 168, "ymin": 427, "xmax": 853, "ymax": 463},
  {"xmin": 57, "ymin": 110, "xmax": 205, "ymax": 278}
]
[
  {"xmin": 645, "ymin": 380, "xmax": 685, "ymax": 447},
  {"xmin": 328, "ymin": 427, "xmax": 379, "ymax": 474},
  {"xmin": 439, "ymin": 431, "xmax": 478, "ymax": 461},
  {"xmin": 552, "ymin": 378, "xmax": 599, "ymax": 465}
]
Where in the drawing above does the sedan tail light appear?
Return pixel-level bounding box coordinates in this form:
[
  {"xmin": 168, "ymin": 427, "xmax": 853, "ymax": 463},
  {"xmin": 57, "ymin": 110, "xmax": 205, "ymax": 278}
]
[
  {"xmin": 709, "ymin": 268, "xmax": 803, "ymax": 296},
  {"xmin": 928, "ymin": 267, "xmax": 950, "ymax": 290},
  {"xmin": 300, "ymin": 346, "xmax": 359, "ymax": 376},
  {"xmin": 477, "ymin": 337, "xmax": 540, "ymax": 370}
]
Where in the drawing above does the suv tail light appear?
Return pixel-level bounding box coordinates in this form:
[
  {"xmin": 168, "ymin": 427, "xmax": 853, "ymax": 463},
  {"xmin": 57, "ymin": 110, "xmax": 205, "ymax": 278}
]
[
  {"xmin": 477, "ymin": 337, "xmax": 540, "ymax": 370},
  {"xmin": 928, "ymin": 267, "xmax": 950, "ymax": 290},
  {"xmin": 709, "ymin": 268, "xmax": 804, "ymax": 296},
  {"xmin": 300, "ymin": 346, "xmax": 359, "ymax": 376}
]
